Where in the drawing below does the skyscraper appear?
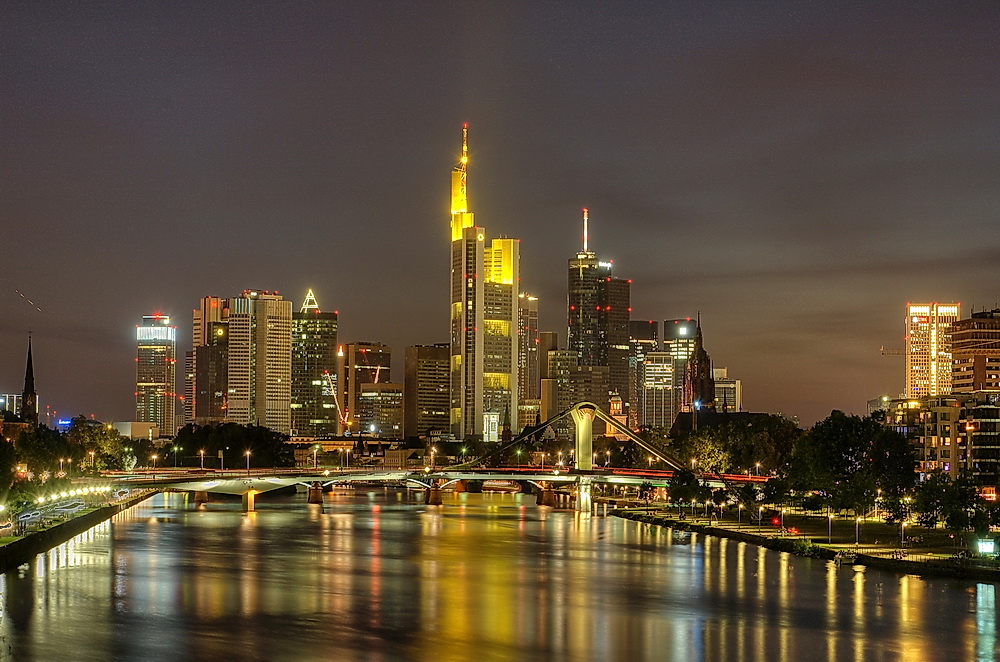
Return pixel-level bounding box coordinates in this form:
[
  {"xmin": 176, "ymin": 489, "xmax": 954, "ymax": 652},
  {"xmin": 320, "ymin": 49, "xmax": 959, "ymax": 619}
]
[
  {"xmin": 517, "ymin": 293, "xmax": 539, "ymax": 401},
  {"xmin": 662, "ymin": 318, "xmax": 698, "ymax": 427},
  {"xmin": 291, "ymin": 289, "xmax": 339, "ymax": 437},
  {"xmin": 951, "ymin": 309, "xmax": 1000, "ymax": 393},
  {"xmin": 449, "ymin": 125, "xmax": 519, "ymax": 439},
  {"xmin": 135, "ymin": 314, "xmax": 176, "ymax": 436},
  {"xmin": 628, "ymin": 320, "xmax": 658, "ymax": 428},
  {"xmin": 404, "ymin": 343, "xmax": 450, "ymax": 439},
  {"xmin": 338, "ymin": 342, "xmax": 392, "ymax": 436},
  {"xmin": 713, "ymin": 368, "xmax": 743, "ymax": 412},
  {"xmin": 567, "ymin": 209, "xmax": 630, "ymax": 412},
  {"xmin": 226, "ymin": 290, "xmax": 293, "ymax": 433},
  {"xmin": 186, "ymin": 296, "xmax": 228, "ymax": 424},
  {"xmin": 905, "ymin": 302, "xmax": 960, "ymax": 398}
]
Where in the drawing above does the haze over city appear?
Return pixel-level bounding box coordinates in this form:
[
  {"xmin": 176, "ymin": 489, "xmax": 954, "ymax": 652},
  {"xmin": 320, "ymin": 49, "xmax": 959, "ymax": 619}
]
[{"xmin": 3, "ymin": 1, "xmax": 998, "ymax": 425}]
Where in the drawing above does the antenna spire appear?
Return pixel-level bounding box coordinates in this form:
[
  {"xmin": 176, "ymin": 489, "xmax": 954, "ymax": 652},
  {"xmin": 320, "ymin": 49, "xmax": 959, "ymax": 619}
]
[
  {"xmin": 300, "ymin": 288, "xmax": 320, "ymax": 313},
  {"xmin": 582, "ymin": 208, "xmax": 589, "ymax": 253}
]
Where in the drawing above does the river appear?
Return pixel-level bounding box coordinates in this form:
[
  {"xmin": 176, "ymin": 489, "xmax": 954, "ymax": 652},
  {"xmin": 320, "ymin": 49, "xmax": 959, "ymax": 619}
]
[{"xmin": 0, "ymin": 490, "xmax": 996, "ymax": 661}]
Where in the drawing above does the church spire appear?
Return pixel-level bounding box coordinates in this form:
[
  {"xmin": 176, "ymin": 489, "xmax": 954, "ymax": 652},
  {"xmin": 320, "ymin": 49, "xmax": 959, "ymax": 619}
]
[{"xmin": 20, "ymin": 335, "xmax": 38, "ymax": 425}]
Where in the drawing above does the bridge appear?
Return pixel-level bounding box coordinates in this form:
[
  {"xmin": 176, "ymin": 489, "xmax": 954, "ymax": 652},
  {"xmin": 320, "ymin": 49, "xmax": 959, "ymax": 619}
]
[{"xmin": 110, "ymin": 402, "xmax": 767, "ymax": 511}]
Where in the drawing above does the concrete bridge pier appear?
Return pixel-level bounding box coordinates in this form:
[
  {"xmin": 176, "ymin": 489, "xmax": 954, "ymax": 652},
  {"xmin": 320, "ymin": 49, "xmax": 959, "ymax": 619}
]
[
  {"xmin": 576, "ymin": 477, "xmax": 593, "ymax": 513},
  {"xmin": 538, "ymin": 488, "xmax": 556, "ymax": 507},
  {"xmin": 453, "ymin": 480, "xmax": 467, "ymax": 493},
  {"xmin": 425, "ymin": 482, "xmax": 443, "ymax": 506},
  {"xmin": 307, "ymin": 482, "xmax": 324, "ymax": 504},
  {"xmin": 242, "ymin": 489, "xmax": 257, "ymax": 513},
  {"xmin": 194, "ymin": 491, "xmax": 209, "ymax": 505}
]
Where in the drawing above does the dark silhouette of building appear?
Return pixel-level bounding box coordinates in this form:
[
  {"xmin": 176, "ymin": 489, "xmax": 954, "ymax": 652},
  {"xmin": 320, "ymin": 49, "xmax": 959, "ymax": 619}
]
[
  {"xmin": 20, "ymin": 336, "xmax": 37, "ymax": 425},
  {"xmin": 682, "ymin": 316, "xmax": 715, "ymax": 414}
]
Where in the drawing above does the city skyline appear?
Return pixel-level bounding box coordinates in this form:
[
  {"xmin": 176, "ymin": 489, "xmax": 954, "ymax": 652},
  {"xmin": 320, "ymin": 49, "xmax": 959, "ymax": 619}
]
[{"xmin": 3, "ymin": 2, "xmax": 998, "ymax": 426}]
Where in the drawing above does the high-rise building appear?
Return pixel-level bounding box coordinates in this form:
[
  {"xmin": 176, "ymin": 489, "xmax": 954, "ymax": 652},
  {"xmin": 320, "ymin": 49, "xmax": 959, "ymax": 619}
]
[
  {"xmin": 358, "ymin": 383, "xmax": 404, "ymax": 440},
  {"xmin": 567, "ymin": 209, "xmax": 630, "ymax": 412},
  {"xmin": 194, "ymin": 320, "xmax": 228, "ymax": 424},
  {"xmin": 662, "ymin": 318, "xmax": 698, "ymax": 426},
  {"xmin": 518, "ymin": 293, "xmax": 539, "ymax": 401},
  {"xmin": 226, "ymin": 290, "xmax": 293, "ymax": 433},
  {"xmin": 291, "ymin": 289, "xmax": 339, "ymax": 437},
  {"xmin": 404, "ymin": 344, "xmax": 450, "ymax": 439},
  {"xmin": 449, "ymin": 125, "xmax": 519, "ymax": 439},
  {"xmin": 338, "ymin": 342, "xmax": 392, "ymax": 436},
  {"xmin": 540, "ymin": 349, "xmax": 609, "ymax": 438},
  {"xmin": 185, "ymin": 296, "xmax": 228, "ymax": 424},
  {"xmin": 135, "ymin": 315, "xmax": 176, "ymax": 436},
  {"xmin": 641, "ymin": 352, "xmax": 674, "ymax": 430},
  {"xmin": 713, "ymin": 367, "xmax": 743, "ymax": 412},
  {"xmin": 19, "ymin": 336, "xmax": 37, "ymax": 426},
  {"xmin": 538, "ymin": 332, "xmax": 559, "ymax": 383},
  {"xmin": 905, "ymin": 302, "xmax": 960, "ymax": 398},
  {"xmin": 628, "ymin": 320, "xmax": 658, "ymax": 428},
  {"xmin": 950, "ymin": 309, "xmax": 1000, "ymax": 393}
]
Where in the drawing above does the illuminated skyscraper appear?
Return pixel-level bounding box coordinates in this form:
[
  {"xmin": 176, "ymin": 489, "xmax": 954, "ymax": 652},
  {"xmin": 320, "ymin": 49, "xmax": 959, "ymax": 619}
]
[
  {"xmin": 186, "ymin": 296, "xmax": 228, "ymax": 424},
  {"xmin": 905, "ymin": 302, "xmax": 960, "ymax": 398},
  {"xmin": 567, "ymin": 209, "xmax": 630, "ymax": 413},
  {"xmin": 226, "ymin": 290, "xmax": 292, "ymax": 433},
  {"xmin": 661, "ymin": 318, "xmax": 698, "ymax": 426},
  {"xmin": 449, "ymin": 125, "xmax": 519, "ymax": 439},
  {"xmin": 136, "ymin": 314, "xmax": 176, "ymax": 436},
  {"xmin": 518, "ymin": 293, "xmax": 539, "ymax": 401},
  {"xmin": 291, "ymin": 289, "xmax": 339, "ymax": 437}
]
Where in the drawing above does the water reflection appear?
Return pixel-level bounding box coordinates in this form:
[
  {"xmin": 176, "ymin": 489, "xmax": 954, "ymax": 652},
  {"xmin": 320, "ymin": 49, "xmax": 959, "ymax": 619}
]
[{"xmin": 0, "ymin": 491, "xmax": 996, "ymax": 661}]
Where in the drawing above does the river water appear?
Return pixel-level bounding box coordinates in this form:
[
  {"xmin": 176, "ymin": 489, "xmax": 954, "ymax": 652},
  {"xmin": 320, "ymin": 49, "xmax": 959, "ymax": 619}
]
[{"xmin": 0, "ymin": 490, "xmax": 996, "ymax": 661}]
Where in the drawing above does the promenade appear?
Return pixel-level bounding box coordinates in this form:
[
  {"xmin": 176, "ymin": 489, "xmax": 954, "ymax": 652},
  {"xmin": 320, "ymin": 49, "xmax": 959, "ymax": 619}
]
[{"xmin": 612, "ymin": 503, "xmax": 1000, "ymax": 580}]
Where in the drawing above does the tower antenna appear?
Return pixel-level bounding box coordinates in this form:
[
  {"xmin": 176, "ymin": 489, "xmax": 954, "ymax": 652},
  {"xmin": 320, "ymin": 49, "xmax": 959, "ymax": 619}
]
[
  {"xmin": 460, "ymin": 123, "xmax": 468, "ymax": 204},
  {"xmin": 582, "ymin": 208, "xmax": 589, "ymax": 253}
]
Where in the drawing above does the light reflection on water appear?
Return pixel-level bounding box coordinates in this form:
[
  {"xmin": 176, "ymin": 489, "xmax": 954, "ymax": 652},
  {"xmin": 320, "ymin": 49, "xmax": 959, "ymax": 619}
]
[{"xmin": 0, "ymin": 490, "xmax": 997, "ymax": 661}]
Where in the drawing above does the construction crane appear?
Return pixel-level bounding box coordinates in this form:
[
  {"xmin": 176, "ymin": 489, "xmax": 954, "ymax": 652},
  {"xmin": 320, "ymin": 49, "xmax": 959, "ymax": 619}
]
[{"xmin": 322, "ymin": 371, "xmax": 350, "ymax": 426}]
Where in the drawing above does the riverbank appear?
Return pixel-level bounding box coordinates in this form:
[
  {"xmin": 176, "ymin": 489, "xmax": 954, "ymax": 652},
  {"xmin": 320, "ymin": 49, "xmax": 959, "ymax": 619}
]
[
  {"xmin": 612, "ymin": 507, "xmax": 1000, "ymax": 582},
  {"xmin": 0, "ymin": 490, "xmax": 156, "ymax": 573}
]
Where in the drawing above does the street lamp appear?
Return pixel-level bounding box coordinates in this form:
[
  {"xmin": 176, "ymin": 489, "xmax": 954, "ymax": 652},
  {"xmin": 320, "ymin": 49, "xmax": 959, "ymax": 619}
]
[
  {"xmin": 755, "ymin": 462, "xmax": 761, "ymax": 476},
  {"xmin": 345, "ymin": 448, "xmax": 350, "ymax": 468},
  {"xmin": 88, "ymin": 450, "xmax": 95, "ymax": 469},
  {"xmin": 59, "ymin": 458, "xmax": 64, "ymax": 474},
  {"xmin": 199, "ymin": 449, "xmax": 205, "ymax": 470},
  {"xmin": 245, "ymin": 450, "xmax": 251, "ymax": 474},
  {"xmin": 173, "ymin": 445, "xmax": 182, "ymax": 468},
  {"xmin": 855, "ymin": 517, "xmax": 861, "ymax": 546},
  {"xmin": 738, "ymin": 503, "xmax": 744, "ymax": 527},
  {"xmin": 758, "ymin": 506, "xmax": 764, "ymax": 529},
  {"xmin": 516, "ymin": 448, "xmax": 522, "ymax": 468},
  {"xmin": 150, "ymin": 454, "xmax": 158, "ymax": 470},
  {"xmin": 313, "ymin": 445, "xmax": 319, "ymax": 470},
  {"xmin": 605, "ymin": 450, "xmax": 611, "ymax": 467},
  {"xmin": 828, "ymin": 513, "xmax": 833, "ymax": 544}
]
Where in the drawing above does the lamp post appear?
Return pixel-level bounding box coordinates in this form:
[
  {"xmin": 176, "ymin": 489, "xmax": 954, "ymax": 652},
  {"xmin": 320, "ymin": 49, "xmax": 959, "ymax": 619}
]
[
  {"xmin": 345, "ymin": 448, "xmax": 350, "ymax": 468},
  {"xmin": 59, "ymin": 458, "xmax": 64, "ymax": 475},
  {"xmin": 738, "ymin": 504, "xmax": 744, "ymax": 528},
  {"xmin": 199, "ymin": 449, "xmax": 205, "ymax": 470},
  {"xmin": 828, "ymin": 513, "xmax": 833, "ymax": 544},
  {"xmin": 605, "ymin": 450, "xmax": 611, "ymax": 467},
  {"xmin": 150, "ymin": 455, "xmax": 157, "ymax": 471},
  {"xmin": 855, "ymin": 517, "xmax": 861, "ymax": 546},
  {"xmin": 755, "ymin": 462, "xmax": 761, "ymax": 476},
  {"xmin": 758, "ymin": 506, "xmax": 764, "ymax": 530},
  {"xmin": 900, "ymin": 520, "xmax": 906, "ymax": 548},
  {"xmin": 313, "ymin": 445, "xmax": 319, "ymax": 470},
  {"xmin": 173, "ymin": 445, "xmax": 181, "ymax": 468},
  {"xmin": 245, "ymin": 450, "xmax": 251, "ymax": 474},
  {"xmin": 88, "ymin": 450, "xmax": 95, "ymax": 469}
]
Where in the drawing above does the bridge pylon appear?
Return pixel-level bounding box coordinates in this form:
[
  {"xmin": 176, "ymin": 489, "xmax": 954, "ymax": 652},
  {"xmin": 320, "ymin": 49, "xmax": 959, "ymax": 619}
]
[{"xmin": 569, "ymin": 404, "xmax": 596, "ymax": 471}]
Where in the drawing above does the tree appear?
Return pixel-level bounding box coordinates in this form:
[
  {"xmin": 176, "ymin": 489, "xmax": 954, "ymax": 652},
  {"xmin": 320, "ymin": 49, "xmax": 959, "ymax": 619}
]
[
  {"xmin": 789, "ymin": 410, "xmax": 915, "ymax": 513},
  {"xmin": 172, "ymin": 423, "xmax": 295, "ymax": 468}
]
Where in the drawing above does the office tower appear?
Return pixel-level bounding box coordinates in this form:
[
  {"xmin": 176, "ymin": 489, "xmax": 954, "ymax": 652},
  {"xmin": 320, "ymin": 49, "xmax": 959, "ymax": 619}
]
[
  {"xmin": 186, "ymin": 296, "xmax": 228, "ymax": 424},
  {"xmin": 358, "ymin": 383, "xmax": 404, "ymax": 440},
  {"xmin": 338, "ymin": 342, "xmax": 392, "ymax": 435},
  {"xmin": 135, "ymin": 315, "xmax": 176, "ymax": 436},
  {"xmin": 662, "ymin": 318, "xmax": 698, "ymax": 426},
  {"xmin": 226, "ymin": 290, "xmax": 293, "ymax": 433},
  {"xmin": 540, "ymin": 349, "xmax": 608, "ymax": 438},
  {"xmin": 641, "ymin": 352, "xmax": 674, "ymax": 429},
  {"xmin": 19, "ymin": 336, "xmax": 37, "ymax": 426},
  {"xmin": 682, "ymin": 318, "xmax": 715, "ymax": 412},
  {"xmin": 518, "ymin": 293, "xmax": 539, "ymax": 401},
  {"xmin": 905, "ymin": 302, "xmax": 960, "ymax": 398},
  {"xmin": 194, "ymin": 320, "xmax": 228, "ymax": 423},
  {"xmin": 950, "ymin": 309, "xmax": 1000, "ymax": 393},
  {"xmin": 449, "ymin": 125, "xmax": 520, "ymax": 439},
  {"xmin": 538, "ymin": 332, "xmax": 559, "ymax": 382},
  {"xmin": 628, "ymin": 320, "xmax": 658, "ymax": 428},
  {"xmin": 290, "ymin": 289, "xmax": 339, "ymax": 437},
  {"xmin": 404, "ymin": 344, "xmax": 450, "ymax": 439},
  {"xmin": 567, "ymin": 209, "xmax": 630, "ymax": 411},
  {"xmin": 713, "ymin": 367, "xmax": 743, "ymax": 412}
]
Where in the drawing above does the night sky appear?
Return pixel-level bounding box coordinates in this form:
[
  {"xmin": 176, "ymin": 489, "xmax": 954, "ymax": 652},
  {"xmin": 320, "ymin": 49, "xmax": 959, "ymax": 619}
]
[{"xmin": 2, "ymin": 1, "xmax": 998, "ymax": 426}]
